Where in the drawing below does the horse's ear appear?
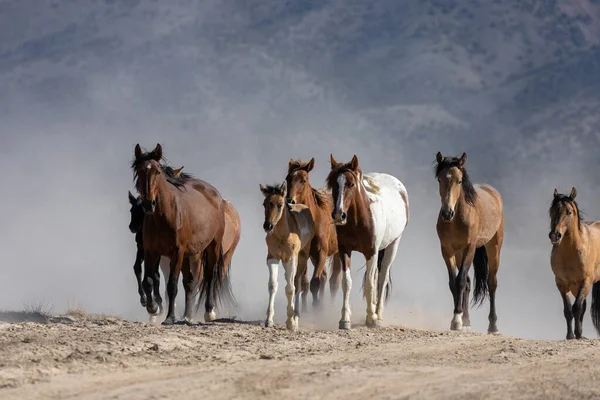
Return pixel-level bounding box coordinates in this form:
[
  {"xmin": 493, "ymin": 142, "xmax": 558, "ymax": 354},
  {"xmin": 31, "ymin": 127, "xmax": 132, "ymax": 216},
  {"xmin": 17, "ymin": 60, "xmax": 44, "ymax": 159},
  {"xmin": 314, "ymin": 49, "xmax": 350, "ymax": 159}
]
[
  {"xmin": 259, "ymin": 184, "xmax": 268, "ymax": 196},
  {"xmin": 172, "ymin": 166, "xmax": 184, "ymax": 177},
  {"xmin": 134, "ymin": 144, "xmax": 142, "ymax": 160},
  {"xmin": 152, "ymin": 143, "xmax": 162, "ymax": 161},
  {"xmin": 280, "ymin": 180, "xmax": 288, "ymax": 198},
  {"xmin": 128, "ymin": 191, "xmax": 136, "ymax": 205},
  {"xmin": 436, "ymin": 151, "xmax": 444, "ymax": 164},
  {"xmin": 350, "ymin": 155, "xmax": 359, "ymax": 171},
  {"xmin": 458, "ymin": 152, "xmax": 467, "ymax": 167},
  {"xmin": 288, "ymin": 158, "xmax": 296, "ymax": 173},
  {"xmin": 330, "ymin": 154, "xmax": 339, "ymax": 169},
  {"xmin": 306, "ymin": 157, "xmax": 315, "ymax": 172},
  {"xmin": 570, "ymin": 187, "xmax": 577, "ymax": 200},
  {"xmin": 553, "ymin": 188, "xmax": 559, "ymax": 198}
]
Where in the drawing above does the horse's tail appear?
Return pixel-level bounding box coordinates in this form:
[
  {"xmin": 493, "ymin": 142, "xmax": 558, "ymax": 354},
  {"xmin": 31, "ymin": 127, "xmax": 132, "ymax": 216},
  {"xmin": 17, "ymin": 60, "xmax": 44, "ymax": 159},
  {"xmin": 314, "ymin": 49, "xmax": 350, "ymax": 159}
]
[
  {"xmin": 471, "ymin": 246, "xmax": 489, "ymax": 308},
  {"xmin": 360, "ymin": 249, "xmax": 391, "ymax": 303},
  {"xmin": 590, "ymin": 281, "xmax": 600, "ymax": 336},
  {"xmin": 196, "ymin": 243, "xmax": 237, "ymax": 315}
]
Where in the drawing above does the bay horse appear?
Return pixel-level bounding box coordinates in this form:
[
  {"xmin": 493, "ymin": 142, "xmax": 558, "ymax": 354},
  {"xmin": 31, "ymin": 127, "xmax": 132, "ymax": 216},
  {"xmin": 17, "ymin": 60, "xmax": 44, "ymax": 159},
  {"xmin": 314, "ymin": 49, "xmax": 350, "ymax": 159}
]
[
  {"xmin": 132, "ymin": 143, "xmax": 231, "ymax": 325},
  {"xmin": 260, "ymin": 181, "xmax": 315, "ymax": 331},
  {"xmin": 327, "ymin": 154, "xmax": 409, "ymax": 329},
  {"xmin": 549, "ymin": 187, "xmax": 600, "ymax": 339},
  {"xmin": 434, "ymin": 152, "xmax": 504, "ymax": 333},
  {"xmin": 286, "ymin": 158, "xmax": 342, "ymax": 307}
]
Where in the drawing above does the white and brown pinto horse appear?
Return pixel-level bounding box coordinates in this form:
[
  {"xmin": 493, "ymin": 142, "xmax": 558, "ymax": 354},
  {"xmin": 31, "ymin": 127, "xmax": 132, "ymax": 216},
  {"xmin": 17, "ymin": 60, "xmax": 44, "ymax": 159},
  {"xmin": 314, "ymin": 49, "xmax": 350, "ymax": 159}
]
[{"xmin": 327, "ymin": 155, "xmax": 409, "ymax": 329}]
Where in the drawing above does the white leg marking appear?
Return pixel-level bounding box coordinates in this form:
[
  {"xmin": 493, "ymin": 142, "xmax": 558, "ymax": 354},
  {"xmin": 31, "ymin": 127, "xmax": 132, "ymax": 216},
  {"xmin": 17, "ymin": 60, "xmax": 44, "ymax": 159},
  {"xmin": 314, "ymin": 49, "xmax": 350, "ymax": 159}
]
[
  {"xmin": 339, "ymin": 268, "xmax": 353, "ymax": 328},
  {"xmin": 283, "ymin": 256, "xmax": 298, "ymax": 331},
  {"xmin": 451, "ymin": 312, "xmax": 463, "ymax": 331},
  {"xmin": 204, "ymin": 310, "xmax": 217, "ymax": 322},
  {"xmin": 159, "ymin": 257, "xmax": 172, "ymax": 315},
  {"xmin": 265, "ymin": 258, "xmax": 279, "ymax": 327},
  {"xmin": 364, "ymin": 254, "xmax": 379, "ymax": 327}
]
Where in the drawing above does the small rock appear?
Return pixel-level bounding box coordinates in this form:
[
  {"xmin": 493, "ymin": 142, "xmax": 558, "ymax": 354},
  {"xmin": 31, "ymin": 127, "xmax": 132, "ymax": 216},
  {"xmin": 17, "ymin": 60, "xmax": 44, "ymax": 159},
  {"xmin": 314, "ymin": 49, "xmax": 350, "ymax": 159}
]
[
  {"xmin": 149, "ymin": 344, "xmax": 159, "ymax": 351},
  {"xmin": 259, "ymin": 354, "xmax": 274, "ymax": 360}
]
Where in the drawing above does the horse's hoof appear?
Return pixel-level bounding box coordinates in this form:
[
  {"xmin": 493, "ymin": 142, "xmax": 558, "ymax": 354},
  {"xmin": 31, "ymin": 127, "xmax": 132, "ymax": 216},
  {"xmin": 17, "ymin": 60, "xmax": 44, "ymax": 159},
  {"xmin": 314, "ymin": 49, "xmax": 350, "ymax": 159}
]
[
  {"xmin": 265, "ymin": 320, "xmax": 274, "ymax": 328},
  {"xmin": 183, "ymin": 316, "xmax": 194, "ymax": 325},
  {"xmin": 146, "ymin": 303, "xmax": 159, "ymax": 316},
  {"xmin": 161, "ymin": 318, "xmax": 176, "ymax": 326},
  {"xmin": 148, "ymin": 315, "xmax": 157, "ymax": 324},
  {"xmin": 462, "ymin": 326, "xmax": 472, "ymax": 333},
  {"xmin": 488, "ymin": 327, "xmax": 499, "ymax": 334},
  {"xmin": 339, "ymin": 320, "xmax": 351, "ymax": 330},
  {"xmin": 566, "ymin": 334, "xmax": 575, "ymax": 340},
  {"xmin": 286, "ymin": 319, "xmax": 298, "ymax": 331},
  {"xmin": 204, "ymin": 311, "xmax": 217, "ymax": 322},
  {"xmin": 450, "ymin": 313, "xmax": 463, "ymax": 331},
  {"xmin": 366, "ymin": 314, "xmax": 380, "ymax": 328}
]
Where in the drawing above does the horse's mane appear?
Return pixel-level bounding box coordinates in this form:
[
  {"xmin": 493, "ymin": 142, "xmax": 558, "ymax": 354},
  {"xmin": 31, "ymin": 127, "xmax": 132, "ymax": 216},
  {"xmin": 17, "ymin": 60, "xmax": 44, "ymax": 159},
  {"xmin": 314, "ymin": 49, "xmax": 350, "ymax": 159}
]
[
  {"xmin": 130, "ymin": 147, "xmax": 190, "ymax": 191},
  {"xmin": 262, "ymin": 184, "xmax": 286, "ymax": 197},
  {"xmin": 549, "ymin": 194, "xmax": 584, "ymax": 230},
  {"xmin": 326, "ymin": 164, "xmax": 381, "ymax": 195},
  {"xmin": 434, "ymin": 156, "xmax": 477, "ymax": 206}
]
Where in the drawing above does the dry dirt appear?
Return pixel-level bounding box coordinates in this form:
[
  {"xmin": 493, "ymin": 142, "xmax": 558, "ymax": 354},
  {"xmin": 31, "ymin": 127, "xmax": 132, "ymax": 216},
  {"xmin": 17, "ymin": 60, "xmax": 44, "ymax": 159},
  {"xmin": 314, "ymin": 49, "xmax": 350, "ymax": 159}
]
[{"xmin": 1, "ymin": 312, "xmax": 599, "ymax": 400}]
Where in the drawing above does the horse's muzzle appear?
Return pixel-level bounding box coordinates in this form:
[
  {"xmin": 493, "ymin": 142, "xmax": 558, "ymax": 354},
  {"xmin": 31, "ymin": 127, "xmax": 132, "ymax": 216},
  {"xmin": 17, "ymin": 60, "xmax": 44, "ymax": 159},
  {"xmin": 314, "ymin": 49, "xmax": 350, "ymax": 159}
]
[
  {"xmin": 287, "ymin": 198, "xmax": 296, "ymax": 205},
  {"xmin": 143, "ymin": 199, "xmax": 157, "ymax": 214},
  {"xmin": 441, "ymin": 207, "xmax": 455, "ymax": 222},
  {"xmin": 263, "ymin": 221, "xmax": 274, "ymax": 234},
  {"xmin": 549, "ymin": 231, "xmax": 562, "ymax": 245},
  {"xmin": 332, "ymin": 210, "xmax": 347, "ymax": 226}
]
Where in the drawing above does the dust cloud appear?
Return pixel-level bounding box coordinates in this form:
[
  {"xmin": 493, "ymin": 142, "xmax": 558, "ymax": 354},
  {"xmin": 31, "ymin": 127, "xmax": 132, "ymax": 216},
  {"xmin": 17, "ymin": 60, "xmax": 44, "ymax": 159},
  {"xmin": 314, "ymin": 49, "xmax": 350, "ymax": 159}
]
[{"xmin": 0, "ymin": 1, "xmax": 598, "ymax": 341}]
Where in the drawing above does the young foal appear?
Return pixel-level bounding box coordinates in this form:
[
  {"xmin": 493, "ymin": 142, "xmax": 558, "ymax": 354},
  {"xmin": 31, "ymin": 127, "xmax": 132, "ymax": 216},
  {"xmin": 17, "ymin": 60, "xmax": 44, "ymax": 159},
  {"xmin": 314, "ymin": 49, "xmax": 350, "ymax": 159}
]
[
  {"xmin": 434, "ymin": 152, "xmax": 504, "ymax": 333},
  {"xmin": 261, "ymin": 181, "xmax": 315, "ymax": 331},
  {"xmin": 132, "ymin": 143, "xmax": 229, "ymax": 325},
  {"xmin": 327, "ymin": 155, "xmax": 409, "ymax": 329},
  {"xmin": 549, "ymin": 188, "xmax": 600, "ymax": 339},
  {"xmin": 286, "ymin": 158, "xmax": 342, "ymax": 307}
]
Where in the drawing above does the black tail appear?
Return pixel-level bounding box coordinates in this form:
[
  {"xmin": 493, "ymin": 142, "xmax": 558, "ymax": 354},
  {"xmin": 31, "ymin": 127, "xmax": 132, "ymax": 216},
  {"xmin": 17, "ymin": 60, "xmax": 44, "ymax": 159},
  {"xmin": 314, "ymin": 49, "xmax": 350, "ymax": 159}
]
[
  {"xmin": 361, "ymin": 249, "xmax": 392, "ymax": 303},
  {"xmin": 196, "ymin": 245, "xmax": 237, "ymax": 314},
  {"xmin": 591, "ymin": 282, "xmax": 600, "ymax": 336},
  {"xmin": 471, "ymin": 246, "xmax": 489, "ymax": 308}
]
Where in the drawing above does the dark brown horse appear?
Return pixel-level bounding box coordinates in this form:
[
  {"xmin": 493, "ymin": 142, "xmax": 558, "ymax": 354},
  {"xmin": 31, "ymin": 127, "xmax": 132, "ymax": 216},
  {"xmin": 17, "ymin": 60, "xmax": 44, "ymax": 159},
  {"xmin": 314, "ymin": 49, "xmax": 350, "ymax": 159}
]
[
  {"xmin": 434, "ymin": 152, "xmax": 504, "ymax": 333},
  {"xmin": 286, "ymin": 158, "xmax": 342, "ymax": 306},
  {"xmin": 131, "ymin": 143, "xmax": 231, "ymax": 325}
]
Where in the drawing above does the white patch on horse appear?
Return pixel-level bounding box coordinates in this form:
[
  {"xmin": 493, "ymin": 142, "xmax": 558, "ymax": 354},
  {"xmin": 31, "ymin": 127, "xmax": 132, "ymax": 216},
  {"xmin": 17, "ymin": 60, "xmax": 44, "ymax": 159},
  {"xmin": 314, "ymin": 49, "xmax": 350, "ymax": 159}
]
[
  {"xmin": 147, "ymin": 164, "xmax": 152, "ymax": 169},
  {"xmin": 336, "ymin": 175, "xmax": 346, "ymax": 213}
]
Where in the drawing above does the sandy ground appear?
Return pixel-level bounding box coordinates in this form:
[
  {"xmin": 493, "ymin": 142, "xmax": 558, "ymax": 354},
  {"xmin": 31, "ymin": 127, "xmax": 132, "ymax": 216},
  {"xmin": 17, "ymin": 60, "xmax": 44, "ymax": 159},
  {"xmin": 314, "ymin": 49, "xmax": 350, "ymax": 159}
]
[{"xmin": 1, "ymin": 312, "xmax": 600, "ymax": 400}]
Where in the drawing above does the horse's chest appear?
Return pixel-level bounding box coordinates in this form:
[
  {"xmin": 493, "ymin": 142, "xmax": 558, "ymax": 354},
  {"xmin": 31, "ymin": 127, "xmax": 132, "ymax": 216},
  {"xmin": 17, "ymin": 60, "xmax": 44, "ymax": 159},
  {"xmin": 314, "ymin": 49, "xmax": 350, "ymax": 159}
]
[{"xmin": 266, "ymin": 235, "xmax": 301, "ymax": 259}]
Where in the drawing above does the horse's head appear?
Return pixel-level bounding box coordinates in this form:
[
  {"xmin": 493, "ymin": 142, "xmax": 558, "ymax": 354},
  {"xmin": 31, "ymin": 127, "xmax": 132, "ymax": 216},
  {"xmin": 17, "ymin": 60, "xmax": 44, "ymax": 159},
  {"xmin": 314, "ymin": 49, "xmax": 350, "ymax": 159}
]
[
  {"xmin": 286, "ymin": 158, "xmax": 314, "ymax": 205},
  {"xmin": 260, "ymin": 181, "xmax": 287, "ymax": 234},
  {"xmin": 434, "ymin": 152, "xmax": 476, "ymax": 222},
  {"xmin": 549, "ymin": 187, "xmax": 580, "ymax": 246},
  {"xmin": 327, "ymin": 154, "xmax": 361, "ymax": 226},
  {"xmin": 132, "ymin": 143, "xmax": 163, "ymax": 214},
  {"xmin": 128, "ymin": 191, "xmax": 144, "ymax": 233}
]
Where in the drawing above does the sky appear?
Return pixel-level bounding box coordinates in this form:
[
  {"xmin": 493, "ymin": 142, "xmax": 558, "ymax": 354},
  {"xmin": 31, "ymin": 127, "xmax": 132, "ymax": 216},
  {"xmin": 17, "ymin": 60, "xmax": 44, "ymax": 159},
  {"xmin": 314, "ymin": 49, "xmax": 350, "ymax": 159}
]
[{"xmin": 0, "ymin": 0, "xmax": 599, "ymax": 340}]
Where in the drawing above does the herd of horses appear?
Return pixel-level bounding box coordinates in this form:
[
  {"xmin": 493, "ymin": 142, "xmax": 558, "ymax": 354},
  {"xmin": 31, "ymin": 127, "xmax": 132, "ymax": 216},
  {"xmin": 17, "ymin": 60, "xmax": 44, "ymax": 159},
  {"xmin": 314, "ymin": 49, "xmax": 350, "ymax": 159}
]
[{"xmin": 128, "ymin": 143, "xmax": 600, "ymax": 340}]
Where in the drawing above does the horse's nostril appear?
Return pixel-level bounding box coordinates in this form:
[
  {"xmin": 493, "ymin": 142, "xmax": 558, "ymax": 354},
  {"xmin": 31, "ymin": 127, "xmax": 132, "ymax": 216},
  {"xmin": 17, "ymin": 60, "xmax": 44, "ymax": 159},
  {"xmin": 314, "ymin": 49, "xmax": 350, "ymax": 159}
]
[
  {"xmin": 332, "ymin": 212, "xmax": 336, "ymax": 220},
  {"xmin": 341, "ymin": 212, "xmax": 347, "ymax": 220}
]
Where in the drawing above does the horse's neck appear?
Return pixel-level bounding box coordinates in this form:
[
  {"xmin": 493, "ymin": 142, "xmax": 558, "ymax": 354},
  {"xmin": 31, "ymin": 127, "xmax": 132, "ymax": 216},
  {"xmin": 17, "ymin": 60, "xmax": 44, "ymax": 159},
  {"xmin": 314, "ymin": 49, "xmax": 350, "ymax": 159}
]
[
  {"xmin": 561, "ymin": 224, "xmax": 586, "ymax": 252},
  {"xmin": 300, "ymin": 186, "xmax": 319, "ymax": 215},
  {"xmin": 155, "ymin": 178, "xmax": 178, "ymax": 221},
  {"xmin": 347, "ymin": 187, "xmax": 371, "ymax": 228},
  {"xmin": 274, "ymin": 206, "xmax": 297, "ymax": 237}
]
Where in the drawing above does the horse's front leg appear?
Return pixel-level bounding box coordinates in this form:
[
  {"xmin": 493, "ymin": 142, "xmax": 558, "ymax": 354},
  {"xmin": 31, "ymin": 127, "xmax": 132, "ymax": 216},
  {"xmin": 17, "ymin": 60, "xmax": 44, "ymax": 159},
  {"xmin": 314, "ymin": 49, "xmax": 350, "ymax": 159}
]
[
  {"xmin": 133, "ymin": 246, "xmax": 146, "ymax": 307},
  {"xmin": 338, "ymin": 250, "xmax": 352, "ymax": 330},
  {"xmin": 442, "ymin": 247, "xmax": 459, "ymax": 331},
  {"xmin": 309, "ymin": 249, "xmax": 327, "ymax": 309},
  {"xmin": 283, "ymin": 254, "xmax": 299, "ymax": 331},
  {"xmin": 265, "ymin": 255, "xmax": 279, "ymax": 327},
  {"xmin": 182, "ymin": 257, "xmax": 196, "ymax": 323},
  {"xmin": 143, "ymin": 252, "xmax": 161, "ymax": 320},
  {"xmin": 162, "ymin": 250, "xmax": 184, "ymax": 325},
  {"xmin": 452, "ymin": 246, "xmax": 476, "ymax": 331}
]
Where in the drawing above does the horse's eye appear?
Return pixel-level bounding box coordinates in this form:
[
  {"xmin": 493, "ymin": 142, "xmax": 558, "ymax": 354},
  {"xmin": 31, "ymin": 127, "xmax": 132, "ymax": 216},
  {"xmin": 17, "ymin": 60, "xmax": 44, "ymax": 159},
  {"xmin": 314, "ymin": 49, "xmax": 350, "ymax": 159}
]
[
  {"xmin": 277, "ymin": 203, "xmax": 283, "ymax": 209},
  {"xmin": 458, "ymin": 180, "xmax": 462, "ymax": 184},
  {"xmin": 567, "ymin": 210, "xmax": 572, "ymax": 215},
  {"xmin": 301, "ymin": 180, "xmax": 306, "ymax": 184}
]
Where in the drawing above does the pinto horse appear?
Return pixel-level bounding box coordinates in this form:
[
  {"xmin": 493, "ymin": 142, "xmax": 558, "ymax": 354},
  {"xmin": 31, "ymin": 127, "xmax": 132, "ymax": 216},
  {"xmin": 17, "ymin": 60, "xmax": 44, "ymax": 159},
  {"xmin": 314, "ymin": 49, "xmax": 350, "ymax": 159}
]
[
  {"xmin": 286, "ymin": 158, "xmax": 342, "ymax": 307},
  {"xmin": 327, "ymin": 155, "xmax": 409, "ymax": 329},
  {"xmin": 434, "ymin": 152, "xmax": 504, "ymax": 333},
  {"xmin": 261, "ymin": 181, "xmax": 315, "ymax": 331},
  {"xmin": 132, "ymin": 143, "xmax": 231, "ymax": 325},
  {"xmin": 549, "ymin": 188, "xmax": 600, "ymax": 339}
]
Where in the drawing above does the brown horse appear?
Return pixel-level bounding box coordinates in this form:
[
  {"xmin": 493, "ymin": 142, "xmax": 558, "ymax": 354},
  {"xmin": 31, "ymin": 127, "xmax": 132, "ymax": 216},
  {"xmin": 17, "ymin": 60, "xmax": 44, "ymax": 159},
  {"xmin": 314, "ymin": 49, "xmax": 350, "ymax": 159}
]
[
  {"xmin": 261, "ymin": 181, "xmax": 315, "ymax": 331},
  {"xmin": 131, "ymin": 143, "xmax": 230, "ymax": 325},
  {"xmin": 549, "ymin": 187, "xmax": 600, "ymax": 339},
  {"xmin": 327, "ymin": 155, "xmax": 409, "ymax": 329},
  {"xmin": 434, "ymin": 152, "xmax": 504, "ymax": 333},
  {"xmin": 286, "ymin": 158, "xmax": 342, "ymax": 307}
]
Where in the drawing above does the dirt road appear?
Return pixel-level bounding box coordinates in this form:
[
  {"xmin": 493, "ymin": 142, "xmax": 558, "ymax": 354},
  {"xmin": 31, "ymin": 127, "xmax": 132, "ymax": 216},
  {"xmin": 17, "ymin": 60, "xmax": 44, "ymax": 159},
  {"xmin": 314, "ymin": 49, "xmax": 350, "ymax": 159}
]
[{"xmin": 1, "ymin": 313, "xmax": 599, "ymax": 399}]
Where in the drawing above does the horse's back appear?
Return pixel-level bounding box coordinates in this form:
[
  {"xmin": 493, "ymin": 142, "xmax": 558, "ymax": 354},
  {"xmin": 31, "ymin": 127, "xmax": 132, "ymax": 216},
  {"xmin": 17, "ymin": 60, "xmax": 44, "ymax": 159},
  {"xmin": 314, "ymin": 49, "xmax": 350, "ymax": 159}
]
[{"xmin": 364, "ymin": 172, "xmax": 409, "ymax": 248}]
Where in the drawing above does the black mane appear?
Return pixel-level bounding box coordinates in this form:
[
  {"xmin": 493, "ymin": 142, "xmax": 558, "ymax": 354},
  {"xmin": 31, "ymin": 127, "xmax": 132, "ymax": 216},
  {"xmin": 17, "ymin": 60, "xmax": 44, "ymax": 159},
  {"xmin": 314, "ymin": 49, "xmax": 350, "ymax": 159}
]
[
  {"xmin": 262, "ymin": 184, "xmax": 285, "ymax": 197},
  {"xmin": 549, "ymin": 194, "xmax": 584, "ymax": 229},
  {"xmin": 131, "ymin": 147, "xmax": 192, "ymax": 191},
  {"xmin": 434, "ymin": 156, "xmax": 478, "ymax": 206}
]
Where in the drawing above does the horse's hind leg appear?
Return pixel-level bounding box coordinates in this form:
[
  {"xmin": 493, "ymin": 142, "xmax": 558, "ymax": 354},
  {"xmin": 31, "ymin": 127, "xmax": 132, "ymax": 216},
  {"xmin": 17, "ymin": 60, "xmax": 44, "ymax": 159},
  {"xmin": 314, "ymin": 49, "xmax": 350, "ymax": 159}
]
[
  {"xmin": 163, "ymin": 250, "xmax": 184, "ymax": 325},
  {"xmin": 376, "ymin": 238, "xmax": 401, "ymax": 326},
  {"xmin": 573, "ymin": 279, "xmax": 592, "ymax": 339},
  {"xmin": 158, "ymin": 257, "xmax": 170, "ymax": 316},
  {"xmin": 485, "ymin": 236, "xmax": 502, "ymax": 334},
  {"xmin": 182, "ymin": 257, "xmax": 196, "ymax": 323}
]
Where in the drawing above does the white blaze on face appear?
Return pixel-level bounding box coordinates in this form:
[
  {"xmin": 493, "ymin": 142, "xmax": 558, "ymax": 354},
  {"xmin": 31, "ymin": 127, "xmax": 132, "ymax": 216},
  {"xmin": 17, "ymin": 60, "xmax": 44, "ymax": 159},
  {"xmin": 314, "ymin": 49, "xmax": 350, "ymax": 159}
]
[{"xmin": 336, "ymin": 174, "xmax": 346, "ymax": 215}]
